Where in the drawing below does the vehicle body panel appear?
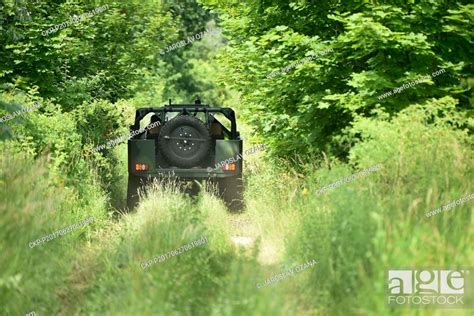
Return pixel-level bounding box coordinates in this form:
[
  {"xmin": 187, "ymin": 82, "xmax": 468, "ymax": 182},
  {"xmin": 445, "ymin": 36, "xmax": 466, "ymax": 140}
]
[{"xmin": 128, "ymin": 103, "xmax": 242, "ymax": 180}]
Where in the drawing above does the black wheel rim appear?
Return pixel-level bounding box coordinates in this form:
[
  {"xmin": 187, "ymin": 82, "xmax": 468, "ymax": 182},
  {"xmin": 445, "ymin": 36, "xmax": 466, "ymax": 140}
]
[{"xmin": 169, "ymin": 126, "xmax": 202, "ymax": 158}]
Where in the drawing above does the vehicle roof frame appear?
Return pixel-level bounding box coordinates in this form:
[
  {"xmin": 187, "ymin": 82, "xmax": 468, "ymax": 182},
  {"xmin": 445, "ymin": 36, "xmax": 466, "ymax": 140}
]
[{"xmin": 132, "ymin": 105, "xmax": 238, "ymax": 138}]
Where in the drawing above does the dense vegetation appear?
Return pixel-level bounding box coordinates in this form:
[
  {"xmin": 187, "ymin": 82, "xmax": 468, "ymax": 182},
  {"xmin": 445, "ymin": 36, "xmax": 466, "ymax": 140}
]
[
  {"xmin": 200, "ymin": 0, "xmax": 473, "ymax": 159},
  {"xmin": 1, "ymin": 0, "xmax": 472, "ymax": 315}
]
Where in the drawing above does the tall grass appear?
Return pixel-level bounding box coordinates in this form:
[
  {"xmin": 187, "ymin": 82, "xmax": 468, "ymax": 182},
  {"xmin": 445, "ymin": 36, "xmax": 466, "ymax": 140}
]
[
  {"xmin": 0, "ymin": 147, "xmax": 108, "ymax": 315},
  {"xmin": 1, "ymin": 95, "xmax": 472, "ymax": 315},
  {"xmin": 283, "ymin": 101, "xmax": 473, "ymax": 315},
  {"xmin": 52, "ymin": 182, "xmax": 298, "ymax": 315}
]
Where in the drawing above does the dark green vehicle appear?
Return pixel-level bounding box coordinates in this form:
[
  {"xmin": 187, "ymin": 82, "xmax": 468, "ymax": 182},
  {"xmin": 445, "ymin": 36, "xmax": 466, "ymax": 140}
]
[{"xmin": 127, "ymin": 99, "xmax": 244, "ymax": 211}]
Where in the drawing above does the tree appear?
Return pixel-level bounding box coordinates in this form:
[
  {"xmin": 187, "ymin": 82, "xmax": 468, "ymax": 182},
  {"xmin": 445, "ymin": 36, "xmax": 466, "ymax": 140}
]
[{"xmin": 199, "ymin": 0, "xmax": 473, "ymax": 159}]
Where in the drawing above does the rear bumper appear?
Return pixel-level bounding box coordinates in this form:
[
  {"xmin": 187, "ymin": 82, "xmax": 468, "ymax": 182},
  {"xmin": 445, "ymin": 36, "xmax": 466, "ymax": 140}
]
[
  {"xmin": 128, "ymin": 138, "xmax": 243, "ymax": 179},
  {"xmin": 131, "ymin": 168, "xmax": 240, "ymax": 179}
]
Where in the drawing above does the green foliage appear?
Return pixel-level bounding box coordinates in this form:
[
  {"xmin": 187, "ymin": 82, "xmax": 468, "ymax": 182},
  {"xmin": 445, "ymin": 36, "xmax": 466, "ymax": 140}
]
[
  {"xmin": 1, "ymin": 0, "xmax": 473, "ymax": 314},
  {"xmin": 0, "ymin": 148, "xmax": 108, "ymax": 316},
  {"xmin": 53, "ymin": 184, "xmax": 293, "ymax": 315},
  {"xmin": 287, "ymin": 101, "xmax": 473, "ymax": 314},
  {"xmin": 163, "ymin": 0, "xmax": 214, "ymax": 36},
  {"xmin": 69, "ymin": 188, "xmax": 229, "ymax": 315},
  {"xmin": 0, "ymin": 91, "xmax": 129, "ymax": 200},
  {"xmin": 200, "ymin": 0, "xmax": 473, "ymax": 159},
  {"xmin": 0, "ymin": 0, "xmax": 225, "ymax": 110}
]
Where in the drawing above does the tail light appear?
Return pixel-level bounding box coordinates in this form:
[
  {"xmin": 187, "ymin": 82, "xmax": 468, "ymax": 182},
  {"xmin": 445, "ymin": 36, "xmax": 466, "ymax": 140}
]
[
  {"xmin": 221, "ymin": 163, "xmax": 236, "ymax": 171},
  {"xmin": 135, "ymin": 163, "xmax": 149, "ymax": 171}
]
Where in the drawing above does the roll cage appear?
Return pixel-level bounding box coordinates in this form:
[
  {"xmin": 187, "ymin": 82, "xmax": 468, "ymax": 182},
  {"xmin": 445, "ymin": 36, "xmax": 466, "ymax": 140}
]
[{"xmin": 130, "ymin": 103, "xmax": 239, "ymax": 139}]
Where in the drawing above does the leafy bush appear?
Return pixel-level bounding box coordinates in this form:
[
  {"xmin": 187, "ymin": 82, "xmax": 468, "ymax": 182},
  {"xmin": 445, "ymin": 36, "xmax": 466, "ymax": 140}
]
[
  {"xmin": 200, "ymin": 0, "xmax": 472, "ymax": 159},
  {"xmin": 0, "ymin": 91, "xmax": 130, "ymax": 199}
]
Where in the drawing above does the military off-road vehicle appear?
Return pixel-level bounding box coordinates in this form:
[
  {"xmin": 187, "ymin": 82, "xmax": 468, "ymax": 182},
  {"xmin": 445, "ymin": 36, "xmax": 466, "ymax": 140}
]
[{"xmin": 127, "ymin": 99, "xmax": 243, "ymax": 211}]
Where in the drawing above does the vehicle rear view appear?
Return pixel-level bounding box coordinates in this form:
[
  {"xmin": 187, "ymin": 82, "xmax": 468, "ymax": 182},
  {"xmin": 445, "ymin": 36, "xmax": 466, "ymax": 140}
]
[{"xmin": 127, "ymin": 99, "xmax": 243, "ymax": 211}]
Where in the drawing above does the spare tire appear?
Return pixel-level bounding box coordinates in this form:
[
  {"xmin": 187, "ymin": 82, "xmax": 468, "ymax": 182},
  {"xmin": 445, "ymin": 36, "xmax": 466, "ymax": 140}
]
[{"xmin": 158, "ymin": 115, "xmax": 211, "ymax": 168}]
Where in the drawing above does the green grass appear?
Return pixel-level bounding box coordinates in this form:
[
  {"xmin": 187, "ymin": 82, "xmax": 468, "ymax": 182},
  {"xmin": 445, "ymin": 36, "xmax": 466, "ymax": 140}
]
[
  {"xmin": 0, "ymin": 147, "xmax": 109, "ymax": 315},
  {"xmin": 1, "ymin": 100, "xmax": 472, "ymax": 315},
  {"xmin": 49, "ymin": 182, "xmax": 298, "ymax": 315}
]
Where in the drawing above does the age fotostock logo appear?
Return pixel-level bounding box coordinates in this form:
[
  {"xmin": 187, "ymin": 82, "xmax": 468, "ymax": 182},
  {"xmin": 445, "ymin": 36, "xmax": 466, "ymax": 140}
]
[{"xmin": 387, "ymin": 269, "xmax": 473, "ymax": 308}]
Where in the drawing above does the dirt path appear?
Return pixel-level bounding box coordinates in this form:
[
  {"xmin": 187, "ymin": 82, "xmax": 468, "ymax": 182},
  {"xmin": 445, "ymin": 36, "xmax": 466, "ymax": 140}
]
[{"xmin": 227, "ymin": 213, "xmax": 283, "ymax": 266}]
